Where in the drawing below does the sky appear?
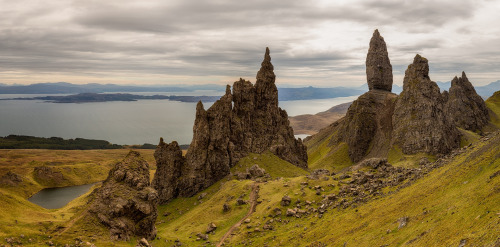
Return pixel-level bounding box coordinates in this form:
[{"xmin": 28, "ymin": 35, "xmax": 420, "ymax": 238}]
[{"xmin": 1, "ymin": 0, "xmax": 500, "ymax": 87}]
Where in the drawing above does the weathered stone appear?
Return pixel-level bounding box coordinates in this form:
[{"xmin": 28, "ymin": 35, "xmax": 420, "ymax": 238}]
[
  {"xmin": 153, "ymin": 48, "xmax": 308, "ymax": 204},
  {"xmin": 392, "ymin": 55, "xmax": 461, "ymax": 155},
  {"xmin": 151, "ymin": 139, "xmax": 185, "ymax": 204},
  {"xmin": 0, "ymin": 171, "xmax": 23, "ymax": 186},
  {"xmin": 281, "ymin": 195, "xmax": 291, "ymax": 206},
  {"xmin": 88, "ymin": 151, "xmax": 158, "ymax": 241},
  {"xmin": 445, "ymin": 71, "xmax": 489, "ymax": 132},
  {"xmin": 286, "ymin": 208, "xmax": 296, "ymax": 217},
  {"xmin": 366, "ymin": 29, "xmax": 393, "ymax": 92},
  {"xmin": 247, "ymin": 164, "xmax": 266, "ymax": 178},
  {"xmin": 206, "ymin": 222, "xmax": 217, "ymax": 234},
  {"xmin": 222, "ymin": 203, "xmax": 231, "ymax": 212},
  {"xmin": 332, "ymin": 89, "xmax": 397, "ymax": 162}
]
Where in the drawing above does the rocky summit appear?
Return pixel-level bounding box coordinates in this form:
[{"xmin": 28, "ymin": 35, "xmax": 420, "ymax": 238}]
[
  {"xmin": 444, "ymin": 71, "xmax": 489, "ymax": 132},
  {"xmin": 392, "ymin": 54, "xmax": 461, "ymax": 155},
  {"xmin": 88, "ymin": 151, "xmax": 158, "ymax": 241},
  {"xmin": 366, "ymin": 29, "xmax": 393, "ymax": 92},
  {"xmin": 153, "ymin": 48, "xmax": 307, "ymax": 204}
]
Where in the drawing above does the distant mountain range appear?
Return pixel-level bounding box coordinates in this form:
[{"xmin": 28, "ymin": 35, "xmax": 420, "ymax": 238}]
[{"xmin": 1, "ymin": 81, "xmax": 499, "ymax": 100}]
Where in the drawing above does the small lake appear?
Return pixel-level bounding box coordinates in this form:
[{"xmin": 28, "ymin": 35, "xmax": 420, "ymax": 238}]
[{"xmin": 28, "ymin": 183, "xmax": 98, "ymax": 209}]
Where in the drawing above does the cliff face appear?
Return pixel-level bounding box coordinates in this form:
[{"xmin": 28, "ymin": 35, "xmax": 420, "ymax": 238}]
[
  {"xmin": 392, "ymin": 55, "xmax": 461, "ymax": 155},
  {"xmin": 89, "ymin": 151, "xmax": 158, "ymax": 241},
  {"xmin": 445, "ymin": 72, "xmax": 489, "ymax": 132},
  {"xmin": 153, "ymin": 48, "xmax": 307, "ymax": 204}
]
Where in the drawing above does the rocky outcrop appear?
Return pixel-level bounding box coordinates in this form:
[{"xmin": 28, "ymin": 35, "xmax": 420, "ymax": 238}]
[
  {"xmin": 89, "ymin": 151, "xmax": 158, "ymax": 241},
  {"xmin": 332, "ymin": 90, "xmax": 397, "ymax": 162},
  {"xmin": 330, "ymin": 30, "xmax": 396, "ymax": 162},
  {"xmin": 445, "ymin": 72, "xmax": 489, "ymax": 132},
  {"xmin": 151, "ymin": 140, "xmax": 185, "ymax": 204},
  {"xmin": 153, "ymin": 48, "xmax": 307, "ymax": 203},
  {"xmin": 392, "ymin": 55, "xmax": 461, "ymax": 154},
  {"xmin": 366, "ymin": 29, "xmax": 393, "ymax": 92}
]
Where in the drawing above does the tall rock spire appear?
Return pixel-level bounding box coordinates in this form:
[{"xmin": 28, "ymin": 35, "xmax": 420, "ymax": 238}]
[
  {"xmin": 255, "ymin": 47, "xmax": 278, "ymax": 109},
  {"xmin": 366, "ymin": 29, "xmax": 393, "ymax": 92}
]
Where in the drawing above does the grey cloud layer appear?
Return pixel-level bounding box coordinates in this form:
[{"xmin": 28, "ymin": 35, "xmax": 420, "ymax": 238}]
[{"xmin": 0, "ymin": 0, "xmax": 498, "ymax": 86}]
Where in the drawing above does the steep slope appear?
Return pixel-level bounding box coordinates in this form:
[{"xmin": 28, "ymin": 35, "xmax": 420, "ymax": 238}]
[{"xmin": 486, "ymin": 91, "xmax": 500, "ymax": 128}]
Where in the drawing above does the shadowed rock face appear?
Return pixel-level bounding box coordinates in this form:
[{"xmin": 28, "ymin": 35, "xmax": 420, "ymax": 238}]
[
  {"xmin": 366, "ymin": 29, "xmax": 393, "ymax": 92},
  {"xmin": 392, "ymin": 55, "xmax": 461, "ymax": 154},
  {"xmin": 445, "ymin": 72, "xmax": 489, "ymax": 132},
  {"xmin": 89, "ymin": 151, "xmax": 158, "ymax": 241},
  {"xmin": 153, "ymin": 48, "xmax": 307, "ymax": 204},
  {"xmin": 332, "ymin": 89, "xmax": 397, "ymax": 162}
]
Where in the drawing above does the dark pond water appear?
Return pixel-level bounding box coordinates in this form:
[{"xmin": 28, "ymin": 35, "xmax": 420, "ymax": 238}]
[{"xmin": 28, "ymin": 183, "xmax": 98, "ymax": 209}]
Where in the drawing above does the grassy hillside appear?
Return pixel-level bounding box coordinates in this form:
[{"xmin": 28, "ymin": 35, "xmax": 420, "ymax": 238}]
[
  {"xmin": 0, "ymin": 149, "xmax": 155, "ymax": 246},
  {"xmin": 486, "ymin": 91, "xmax": 500, "ymax": 128},
  {"xmin": 221, "ymin": 131, "xmax": 500, "ymax": 246}
]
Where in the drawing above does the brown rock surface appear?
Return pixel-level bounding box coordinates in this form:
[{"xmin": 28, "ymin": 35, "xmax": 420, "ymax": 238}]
[
  {"xmin": 153, "ymin": 48, "xmax": 307, "ymax": 203},
  {"xmin": 89, "ymin": 151, "xmax": 158, "ymax": 241},
  {"xmin": 332, "ymin": 90, "xmax": 397, "ymax": 162},
  {"xmin": 366, "ymin": 29, "xmax": 393, "ymax": 92},
  {"xmin": 445, "ymin": 71, "xmax": 489, "ymax": 132},
  {"xmin": 392, "ymin": 54, "xmax": 461, "ymax": 154}
]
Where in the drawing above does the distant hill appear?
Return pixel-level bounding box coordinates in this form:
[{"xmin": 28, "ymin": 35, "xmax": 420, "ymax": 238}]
[{"xmin": 289, "ymin": 102, "xmax": 351, "ymax": 135}]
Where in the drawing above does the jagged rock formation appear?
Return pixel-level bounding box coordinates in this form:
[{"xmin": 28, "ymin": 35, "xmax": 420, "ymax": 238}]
[
  {"xmin": 329, "ymin": 30, "xmax": 396, "ymax": 162},
  {"xmin": 154, "ymin": 48, "xmax": 307, "ymax": 203},
  {"xmin": 366, "ymin": 29, "xmax": 393, "ymax": 92},
  {"xmin": 445, "ymin": 72, "xmax": 489, "ymax": 132},
  {"xmin": 307, "ymin": 30, "xmax": 484, "ymax": 165},
  {"xmin": 332, "ymin": 90, "xmax": 397, "ymax": 162},
  {"xmin": 392, "ymin": 55, "xmax": 461, "ymax": 154},
  {"xmin": 89, "ymin": 151, "xmax": 158, "ymax": 241}
]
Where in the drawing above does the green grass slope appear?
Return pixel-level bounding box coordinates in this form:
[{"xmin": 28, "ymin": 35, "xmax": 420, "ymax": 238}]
[
  {"xmin": 225, "ymin": 132, "xmax": 500, "ymax": 246},
  {"xmin": 486, "ymin": 90, "xmax": 500, "ymax": 128}
]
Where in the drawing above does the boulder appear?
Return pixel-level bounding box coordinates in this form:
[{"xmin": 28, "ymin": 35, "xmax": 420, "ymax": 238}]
[{"xmin": 281, "ymin": 195, "xmax": 291, "ymax": 206}]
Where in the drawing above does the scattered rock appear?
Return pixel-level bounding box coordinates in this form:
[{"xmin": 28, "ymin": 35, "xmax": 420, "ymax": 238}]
[
  {"xmin": 286, "ymin": 208, "xmax": 297, "ymax": 217},
  {"xmin": 136, "ymin": 238, "xmax": 150, "ymax": 247},
  {"xmin": 222, "ymin": 203, "xmax": 231, "ymax": 212},
  {"xmin": 196, "ymin": 233, "xmax": 208, "ymax": 241},
  {"xmin": 281, "ymin": 196, "xmax": 291, "ymax": 206},
  {"xmin": 206, "ymin": 223, "xmax": 217, "ymax": 234},
  {"xmin": 236, "ymin": 198, "xmax": 247, "ymax": 205},
  {"xmin": 398, "ymin": 216, "xmax": 409, "ymax": 229},
  {"xmin": 247, "ymin": 164, "xmax": 266, "ymax": 178}
]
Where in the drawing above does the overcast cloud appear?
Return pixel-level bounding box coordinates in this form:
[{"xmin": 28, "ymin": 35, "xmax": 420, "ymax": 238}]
[{"xmin": 1, "ymin": 0, "xmax": 499, "ymax": 87}]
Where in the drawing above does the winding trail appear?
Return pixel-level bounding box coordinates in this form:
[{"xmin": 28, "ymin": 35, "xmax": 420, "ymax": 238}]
[{"xmin": 217, "ymin": 182, "xmax": 260, "ymax": 247}]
